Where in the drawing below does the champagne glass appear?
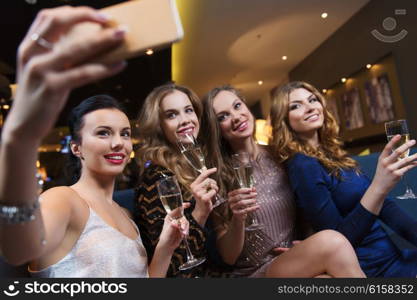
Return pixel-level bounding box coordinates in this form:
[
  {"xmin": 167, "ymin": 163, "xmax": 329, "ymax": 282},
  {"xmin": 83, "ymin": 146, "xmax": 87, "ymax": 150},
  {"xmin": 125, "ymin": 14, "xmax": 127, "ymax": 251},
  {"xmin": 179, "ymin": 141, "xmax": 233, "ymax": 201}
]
[
  {"xmin": 156, "ymin": 175, "xmax": 206, "ymax": 270},
  {"xmin": 177, "ymin": 133, "xmax": 225, "ymax": 207},
  {"xmin": 232, "ymin": 152, "xmax": 264, "ymax": 231},
  {"xmin": 385, "ymin": 119, "xmax": 417, "ymax": 199}
]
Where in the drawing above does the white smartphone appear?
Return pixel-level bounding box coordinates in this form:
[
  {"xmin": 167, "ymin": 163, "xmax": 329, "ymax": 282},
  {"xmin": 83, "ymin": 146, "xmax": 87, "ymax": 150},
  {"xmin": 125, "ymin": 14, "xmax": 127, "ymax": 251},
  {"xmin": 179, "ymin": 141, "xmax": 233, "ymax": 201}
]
[{"xmin": 59, "ymin": 0, "xmax": 184, "ymax": 63}]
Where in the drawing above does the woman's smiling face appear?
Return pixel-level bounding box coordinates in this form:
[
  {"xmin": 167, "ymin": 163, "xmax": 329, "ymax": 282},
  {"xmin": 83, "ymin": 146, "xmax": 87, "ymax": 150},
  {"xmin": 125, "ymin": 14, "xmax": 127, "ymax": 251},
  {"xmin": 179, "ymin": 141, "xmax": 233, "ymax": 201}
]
[
  {"xmin": 212, "ymin": 90, "xmax": 254, "ymax": 144},
  {"xmin": 287, "ymin": 88, "xmax": 324, "ymax": 139},
  {"xmin": 159, "ymin": 89, "xmax": 200, "ymax": 146}
]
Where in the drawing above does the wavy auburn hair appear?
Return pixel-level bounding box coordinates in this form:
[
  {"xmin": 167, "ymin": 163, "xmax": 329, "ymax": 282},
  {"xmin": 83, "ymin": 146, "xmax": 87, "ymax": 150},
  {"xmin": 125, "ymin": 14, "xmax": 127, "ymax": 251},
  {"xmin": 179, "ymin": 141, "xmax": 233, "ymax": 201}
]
[
  {"xmin": 136, "ymin": 83, "xmax": 202, "ymax": 188},
  {"xmin": 270, "ymin": 81, "xmax": 357, "ymax": 175}
]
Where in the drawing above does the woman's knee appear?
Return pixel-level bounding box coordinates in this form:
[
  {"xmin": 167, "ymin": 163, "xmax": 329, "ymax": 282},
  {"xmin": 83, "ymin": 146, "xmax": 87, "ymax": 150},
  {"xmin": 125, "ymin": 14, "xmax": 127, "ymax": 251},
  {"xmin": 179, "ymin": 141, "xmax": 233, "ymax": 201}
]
[{"xmin": 312, "ymin": 230, "xmax": 352, "ymax": 254}]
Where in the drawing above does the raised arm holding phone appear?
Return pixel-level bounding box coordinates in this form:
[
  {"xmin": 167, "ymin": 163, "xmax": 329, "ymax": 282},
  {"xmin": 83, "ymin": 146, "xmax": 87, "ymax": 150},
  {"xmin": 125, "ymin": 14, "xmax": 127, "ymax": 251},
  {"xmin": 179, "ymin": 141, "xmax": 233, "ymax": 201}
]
[{"xmin": 0, "ymin": 5, "xmax": 186, "ymax": 278}]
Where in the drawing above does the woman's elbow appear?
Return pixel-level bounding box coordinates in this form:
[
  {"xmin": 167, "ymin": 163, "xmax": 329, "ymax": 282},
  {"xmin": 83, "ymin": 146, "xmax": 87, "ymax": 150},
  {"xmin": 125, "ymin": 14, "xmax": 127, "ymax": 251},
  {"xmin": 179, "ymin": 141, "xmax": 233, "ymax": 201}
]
[{"xmin": 0, "ymin": 245, "xmax": 41, "ymax": 266}]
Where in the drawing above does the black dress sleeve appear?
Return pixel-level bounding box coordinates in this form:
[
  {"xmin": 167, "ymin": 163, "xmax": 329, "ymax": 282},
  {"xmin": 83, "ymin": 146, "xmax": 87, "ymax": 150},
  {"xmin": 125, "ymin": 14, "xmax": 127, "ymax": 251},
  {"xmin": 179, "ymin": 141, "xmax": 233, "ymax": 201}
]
[{"xmin": 134, "ymin": 164, "xmax": 209, "ymax": 277}]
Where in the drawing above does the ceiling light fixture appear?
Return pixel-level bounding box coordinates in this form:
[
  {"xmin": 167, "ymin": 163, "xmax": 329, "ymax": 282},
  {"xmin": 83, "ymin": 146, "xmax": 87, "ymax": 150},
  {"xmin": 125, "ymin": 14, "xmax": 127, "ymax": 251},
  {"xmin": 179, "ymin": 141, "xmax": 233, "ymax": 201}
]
[
  {"xmin": 341, "ymin": 78, "xmax": 347, "ymax": 83},
  {"xmin": 321, "ymin": 12, "xmax": 328, "ymax": 19},
  {"xmin": 282, "ymin": 56, "xmax": 287, "ymax": 60},
  {"xmin": 366, "ymin": 64, "xmax": 372, "ymax": 69},
  {"xmin": 322, "ymin": 89, "xmax": 327, "ymax": 94},
  {"xmin": 258, "ymin": 80, "xmax": 263, "ymax": 85},
  {"xmin": 146, "ymin": 49, "xmax": 154, "ymax": 55}
]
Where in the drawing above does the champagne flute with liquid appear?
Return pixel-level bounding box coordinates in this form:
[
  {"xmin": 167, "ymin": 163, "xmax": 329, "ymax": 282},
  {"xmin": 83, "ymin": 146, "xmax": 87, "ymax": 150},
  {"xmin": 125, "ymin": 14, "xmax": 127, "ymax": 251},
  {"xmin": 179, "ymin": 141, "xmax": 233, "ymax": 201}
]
[
  {"xmin": 385, "ymin": 119, "xmax": 417, "ymax": 199},
  {"xmin": 232, "ymin": 152, "xmax": 264, "ymax": 231},
  {"xmin": 157, "ymin": 175, "xmax": 206, "ymax": 270},
  {"xmin": 177, "ymin": 133, "xmax": 225, "ymax": 207}
]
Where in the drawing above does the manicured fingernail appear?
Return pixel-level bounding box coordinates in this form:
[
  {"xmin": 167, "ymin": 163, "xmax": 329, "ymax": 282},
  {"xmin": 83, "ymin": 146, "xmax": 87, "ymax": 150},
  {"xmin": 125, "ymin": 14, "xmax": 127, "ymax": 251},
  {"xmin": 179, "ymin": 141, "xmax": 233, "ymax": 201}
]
[
  {"xmin": 109, "ymin": 61, "xmax": 127, "ymax": 71},
  {"xmin": 118, "ymin": 24, "xmax": 129, "ymax": 33},
  {"xmin": 114, "ymin": 26, "xmax": 127, "ymax": 39},
  {"xmin": 97, "ymin": 13, "xmax": 110, "ymax": 21}
]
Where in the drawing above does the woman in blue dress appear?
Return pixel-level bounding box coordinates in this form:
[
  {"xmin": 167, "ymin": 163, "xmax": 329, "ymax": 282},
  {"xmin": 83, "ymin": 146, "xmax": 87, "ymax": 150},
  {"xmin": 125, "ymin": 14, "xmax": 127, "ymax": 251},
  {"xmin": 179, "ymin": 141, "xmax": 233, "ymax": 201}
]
[{"xmin": 270, "ymin": 81, "xmax": 417, "ymax": 277}]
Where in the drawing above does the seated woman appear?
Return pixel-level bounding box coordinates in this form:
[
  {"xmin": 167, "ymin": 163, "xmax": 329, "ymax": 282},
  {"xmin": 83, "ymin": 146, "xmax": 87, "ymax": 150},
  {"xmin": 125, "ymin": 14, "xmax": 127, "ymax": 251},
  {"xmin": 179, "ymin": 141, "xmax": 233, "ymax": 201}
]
[
  {"xmin": 135, "ymin": 83, "xmax": 229, "ymax": 277},
  {"xmin": 0, "ymin": 6, "xmax": 185, "ymax": 278},
  {"xmin": 200, "ymin": 85, "xmax": 366, "ymax": 277},
  {"xmin": 270, "ymin": 81, "xmax": 417, "ymax": 277}
]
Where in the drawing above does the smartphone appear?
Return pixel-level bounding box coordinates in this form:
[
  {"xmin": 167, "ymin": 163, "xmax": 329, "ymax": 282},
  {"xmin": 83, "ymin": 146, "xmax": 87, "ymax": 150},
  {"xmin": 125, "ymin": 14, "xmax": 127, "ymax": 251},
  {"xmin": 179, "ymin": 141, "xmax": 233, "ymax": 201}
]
[{"xmin": 60, "ymin": 0, "xmax": 184, "ymax": 63}]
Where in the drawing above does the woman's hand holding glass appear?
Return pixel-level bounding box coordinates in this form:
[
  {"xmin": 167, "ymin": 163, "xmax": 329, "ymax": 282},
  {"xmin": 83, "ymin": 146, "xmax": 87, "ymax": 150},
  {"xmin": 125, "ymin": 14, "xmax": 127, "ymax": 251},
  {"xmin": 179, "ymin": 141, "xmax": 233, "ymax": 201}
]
[
  {"xmin": 385, "ymin": 120, "xmax": 417, "ymax": 199},
  {"xmin": 158, "ymin": 211, "xmax": 190, "ymax": 253},
  {"xmin": 372, "ymin": 134, "xmax": 417, "ymax": 194},
  {"xmin": 231, "ymin": 152, "xmax": 263, "ymax": 231},
  {"xmin": 190, "ymin": 168, "xmax": 219, "ymax": 224},
  {"xmin": 156, "ymin": 176, "xmax": 206, "ymax": 270},
  {"xmin": 227, "ymin": 187, "xmax": 259, "ymax": 222},
  {"xmin": 177, "ymin": 133, "xmax": 225, "ymax": 208}
]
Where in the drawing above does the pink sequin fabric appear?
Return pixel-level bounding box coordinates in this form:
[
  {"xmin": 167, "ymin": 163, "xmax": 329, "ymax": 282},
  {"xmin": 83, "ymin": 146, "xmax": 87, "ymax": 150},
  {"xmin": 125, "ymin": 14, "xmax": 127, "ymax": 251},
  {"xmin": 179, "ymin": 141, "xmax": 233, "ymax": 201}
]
[{"xmin": 233, "ymin": 148, "xmax": 296, "ymax": 277}]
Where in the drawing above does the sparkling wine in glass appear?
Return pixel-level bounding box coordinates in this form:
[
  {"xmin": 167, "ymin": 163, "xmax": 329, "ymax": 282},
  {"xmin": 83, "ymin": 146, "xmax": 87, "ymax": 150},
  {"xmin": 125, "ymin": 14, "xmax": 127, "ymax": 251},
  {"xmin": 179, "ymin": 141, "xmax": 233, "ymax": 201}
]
[
  {"xmin": 232, "ymin": 152, "xmax": 264, "ymax": 231},
  {"xmin": 386, "ymin": 133, "xmax": 410, "ymax": 159},
  {"xmin": 177, "ymin": 133, "xmax": 225, "ymax": 207},
  {"xmin": 385, "ymin": 119, "xmax": 416, "ymax": 199},
  {"xmin": 180, "ymin": 143, "xmax": 207, "ymax": 173},
  {"xmin": 157, "ymin": 176, "xmax": 206, "ymax": 270}
]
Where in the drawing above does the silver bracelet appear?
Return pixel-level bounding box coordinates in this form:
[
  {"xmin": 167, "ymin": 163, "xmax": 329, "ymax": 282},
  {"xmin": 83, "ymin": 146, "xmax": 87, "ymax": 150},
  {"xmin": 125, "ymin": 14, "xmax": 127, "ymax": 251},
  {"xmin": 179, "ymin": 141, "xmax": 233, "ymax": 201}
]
[{"xmin": 0, "ymin": 198, "xmax": 40, "ymax": 224}]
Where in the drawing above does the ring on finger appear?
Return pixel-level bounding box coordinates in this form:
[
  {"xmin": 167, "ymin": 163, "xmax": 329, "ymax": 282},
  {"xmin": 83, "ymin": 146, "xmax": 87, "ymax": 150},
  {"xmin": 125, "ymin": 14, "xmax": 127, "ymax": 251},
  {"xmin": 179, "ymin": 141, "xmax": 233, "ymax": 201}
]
[{"xmin": 31, "ymin": 33, "xmax": 54, "ymax": 50}]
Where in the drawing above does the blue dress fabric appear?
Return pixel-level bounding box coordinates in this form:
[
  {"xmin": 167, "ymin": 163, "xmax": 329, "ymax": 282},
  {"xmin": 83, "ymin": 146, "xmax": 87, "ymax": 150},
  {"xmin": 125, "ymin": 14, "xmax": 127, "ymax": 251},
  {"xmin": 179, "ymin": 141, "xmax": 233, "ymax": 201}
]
[{"xmin": 286, "ymin": 153, "xmax": 417, "ymax": 277}]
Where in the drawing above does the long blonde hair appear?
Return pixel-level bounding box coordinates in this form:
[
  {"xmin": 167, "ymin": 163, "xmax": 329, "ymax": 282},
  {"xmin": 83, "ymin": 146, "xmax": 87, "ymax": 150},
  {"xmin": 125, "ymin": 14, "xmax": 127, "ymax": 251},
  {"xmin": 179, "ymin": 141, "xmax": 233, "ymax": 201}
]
[
  {"xmin": 270, "ymin": 81, "xmax": 357, "ymax": 175},
  {"xmin": 136, "ymin": 83, "xmax": 202, "ymax": 188}
]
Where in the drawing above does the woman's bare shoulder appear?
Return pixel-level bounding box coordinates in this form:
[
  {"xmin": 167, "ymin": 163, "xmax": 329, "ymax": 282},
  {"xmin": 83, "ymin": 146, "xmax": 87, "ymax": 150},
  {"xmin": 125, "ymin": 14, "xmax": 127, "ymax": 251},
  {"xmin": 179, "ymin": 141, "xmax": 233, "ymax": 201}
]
[{"xmin": 39, "ymin": 186, "xmax": 79, "ymax": 209}]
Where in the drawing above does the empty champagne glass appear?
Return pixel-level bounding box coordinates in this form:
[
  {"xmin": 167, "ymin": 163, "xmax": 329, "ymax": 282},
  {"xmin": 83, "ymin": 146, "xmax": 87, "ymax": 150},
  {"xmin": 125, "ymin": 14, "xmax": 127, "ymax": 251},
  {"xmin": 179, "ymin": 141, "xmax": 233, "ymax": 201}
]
[
  {"xmin": 385, "ymin": 119, "xmax": 417, "ymax": 199},
  {"xmin": 156, "ymin": 175, "xmax": 206, "ymax": 270},
  {"xmin": 232, "ymin": 152, "xmax": 264, "ymax": 231},
  {"xmin": 177, "ymin": 133, "xmax": 225, "ymax": 207}
]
